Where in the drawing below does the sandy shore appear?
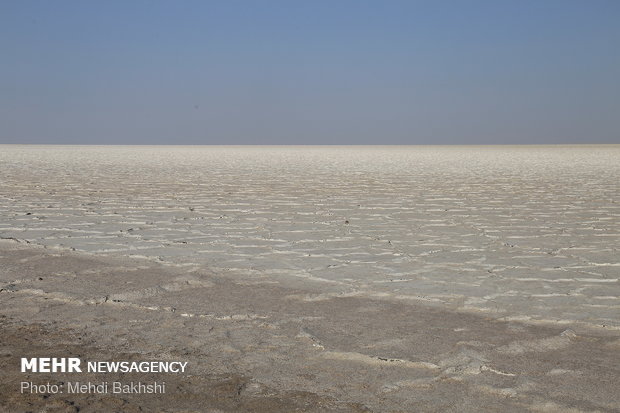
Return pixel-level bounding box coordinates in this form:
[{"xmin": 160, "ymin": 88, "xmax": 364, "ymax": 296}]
[{"xmin": 0, "ymin": 146, "xmax": 619, "ymax": 411}]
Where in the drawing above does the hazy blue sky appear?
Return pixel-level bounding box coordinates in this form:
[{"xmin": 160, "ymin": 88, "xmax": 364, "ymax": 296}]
[{"xmin": 1, "ymin": 0, "xmax": 618, "ymax": 144}]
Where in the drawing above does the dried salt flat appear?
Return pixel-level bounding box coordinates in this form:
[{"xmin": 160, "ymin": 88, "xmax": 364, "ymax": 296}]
[
  {"xmin": 0, "ymin": 145, "xmax": 619, "ymax": 332},
  {"xmin": 1, "ymin": 144, "xmax": 619, "ymax": 411}
]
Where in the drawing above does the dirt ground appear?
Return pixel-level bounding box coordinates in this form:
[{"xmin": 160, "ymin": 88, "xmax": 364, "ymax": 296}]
[{"xmin": 1, "ymin": 241, "xmax": 619, "ymax": 412}]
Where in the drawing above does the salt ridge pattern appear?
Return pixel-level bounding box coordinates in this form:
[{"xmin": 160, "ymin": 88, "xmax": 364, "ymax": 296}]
[{"xmin": 1, "ymin": 145, "xmax": 618, "ymax": 330}]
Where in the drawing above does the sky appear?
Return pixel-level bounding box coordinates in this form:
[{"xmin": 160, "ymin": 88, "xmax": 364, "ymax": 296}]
[{"xmin": 1, "ymin": 0, "xmax": 618, "ymax": 145}]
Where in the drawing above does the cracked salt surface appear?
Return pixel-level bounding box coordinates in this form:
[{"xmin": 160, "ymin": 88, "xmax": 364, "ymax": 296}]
[{"xmin": 0, "ymin": 145, "xmax": 619, "ymax": 331}]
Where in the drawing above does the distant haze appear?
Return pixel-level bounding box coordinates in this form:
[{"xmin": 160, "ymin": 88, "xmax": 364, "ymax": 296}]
[{"xmin": 1, "ymin": 0, "xmax": 619, "ymax": 145}]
